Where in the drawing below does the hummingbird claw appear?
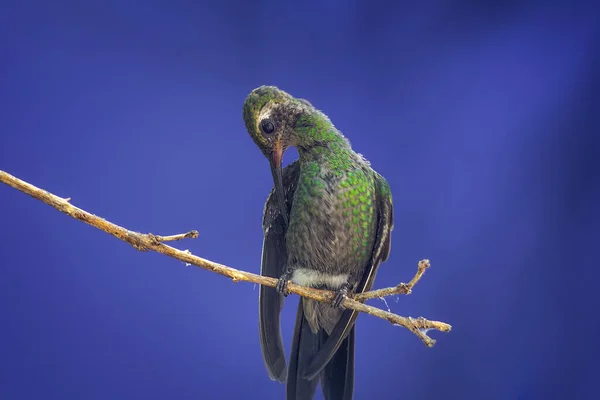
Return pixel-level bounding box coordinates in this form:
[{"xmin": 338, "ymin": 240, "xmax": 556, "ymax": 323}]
[
  {"xmin": 332, "ymin": 283, "xmax": 350, "ymax": 308},
  {"xmin": 276, "ymin": 272, "xmax": 292, "ymax": 296}
]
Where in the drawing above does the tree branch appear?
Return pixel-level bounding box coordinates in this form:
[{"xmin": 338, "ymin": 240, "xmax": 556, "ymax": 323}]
[{"xmin": 0, "ymin": 170, "xmax": 451, "ymax": 347}]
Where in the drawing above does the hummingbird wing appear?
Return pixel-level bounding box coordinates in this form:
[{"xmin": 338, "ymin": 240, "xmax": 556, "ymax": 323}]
[
  {"xmin": 303, "ymin": 171, "xmax": 395, "ymax": 381},
  {"xmin": 259, "ymin": 160, "xmax": 301, "ymax": 383}
]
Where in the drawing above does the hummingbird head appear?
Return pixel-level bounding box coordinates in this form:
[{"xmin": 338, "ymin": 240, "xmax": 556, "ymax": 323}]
[{"xmin": 243, "ymin": 85, "xmax": 314, "ymax": 225}]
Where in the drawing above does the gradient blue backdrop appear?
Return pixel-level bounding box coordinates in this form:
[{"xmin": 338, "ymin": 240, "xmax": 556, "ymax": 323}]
[{"xmin": 1, "ymin": 1, "xmax": 599, "ymax": 399}]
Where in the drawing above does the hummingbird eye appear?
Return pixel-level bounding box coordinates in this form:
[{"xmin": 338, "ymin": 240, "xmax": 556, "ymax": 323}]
[{"xmin": 260, "ymin": 119, "xmax": 276, "ymax": 135}]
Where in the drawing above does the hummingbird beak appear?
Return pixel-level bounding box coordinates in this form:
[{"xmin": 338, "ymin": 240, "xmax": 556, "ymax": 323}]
[{"xmin": 269, "ymin": 141, "xmax": 289, "ymax": 227}]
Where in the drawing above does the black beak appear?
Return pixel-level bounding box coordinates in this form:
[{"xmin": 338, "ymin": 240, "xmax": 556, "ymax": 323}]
[{"xmin": 269, "ymin": 141, "xmax": 289, "ymax": 227}]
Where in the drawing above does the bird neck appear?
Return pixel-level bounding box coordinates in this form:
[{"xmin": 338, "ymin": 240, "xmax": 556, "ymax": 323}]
[
  {"xmin": 297, "ymin": 137, "xmax": 356, "ymax": 176},
  {"xmin": 295, "ymin": 113, "xmax": 354, "ymax": 168}
]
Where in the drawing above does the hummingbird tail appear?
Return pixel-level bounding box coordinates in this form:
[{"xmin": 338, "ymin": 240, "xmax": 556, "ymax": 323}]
[
  {"xmin": 286, "ymin": 300, "xmax": 355, "ymax": 400},
  {"xmin": 320, "ymin": 325, "xmax": 354, "ymax": 400},
  {"xmin": 286, "ymin": 300, "xmax": 322, "ymax": 400}
]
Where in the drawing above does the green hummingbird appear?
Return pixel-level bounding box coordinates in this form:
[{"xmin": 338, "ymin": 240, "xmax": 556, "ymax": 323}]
[{"xmin": 243, "ymin": 86, "xmax": 394, "ymax": 400}]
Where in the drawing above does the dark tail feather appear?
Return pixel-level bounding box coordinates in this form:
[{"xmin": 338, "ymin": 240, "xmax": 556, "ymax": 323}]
[
  {"xmin": 303, "ymin": 308, "xmax": 358, "ymax": 380},
  {"xmin": 320, "ymin": 326, "xmax": 355, "ymax": 400},
  {"xmin": 286, "ymin": 301, "xmax": 322, "ymax": 400}
]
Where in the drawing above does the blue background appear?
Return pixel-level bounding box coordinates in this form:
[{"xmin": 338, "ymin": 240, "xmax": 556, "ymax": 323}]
[{"xmin": 1, "ymin": 1, "xmax": 599, "ymax": 399}]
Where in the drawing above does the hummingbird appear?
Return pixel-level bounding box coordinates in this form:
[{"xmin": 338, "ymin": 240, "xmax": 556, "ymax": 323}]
[{"xmin": 243, "ymin": 86, "xmax": 394, "ymax": 400}]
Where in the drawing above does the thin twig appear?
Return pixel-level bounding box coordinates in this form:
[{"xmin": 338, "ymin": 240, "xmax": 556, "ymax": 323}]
[
  {"xmin": 154, "ymin": 231, "xmax": 199, "ymax": 242},
  {"xmin": 354, "ymin": 259, "xmax": 431, "ymax": 301},
  {"xmin": 0, "ymin": 170, "xmax": 451, "ymax": 347}
]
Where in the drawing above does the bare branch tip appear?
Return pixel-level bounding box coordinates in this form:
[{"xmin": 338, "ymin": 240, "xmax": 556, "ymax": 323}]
[{"xmin": 152, "ymin": 231, "xmax": 199, "ymax": 243}]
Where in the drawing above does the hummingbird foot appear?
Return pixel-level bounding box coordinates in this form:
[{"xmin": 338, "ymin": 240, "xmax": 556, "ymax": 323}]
[
  {"xmin": 276, "ymin": 270, "xmax": 293, "ymax": 296},
  {"xmin": 332, "ymin": 283, "xmax": 351, "ymax": 308}
]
